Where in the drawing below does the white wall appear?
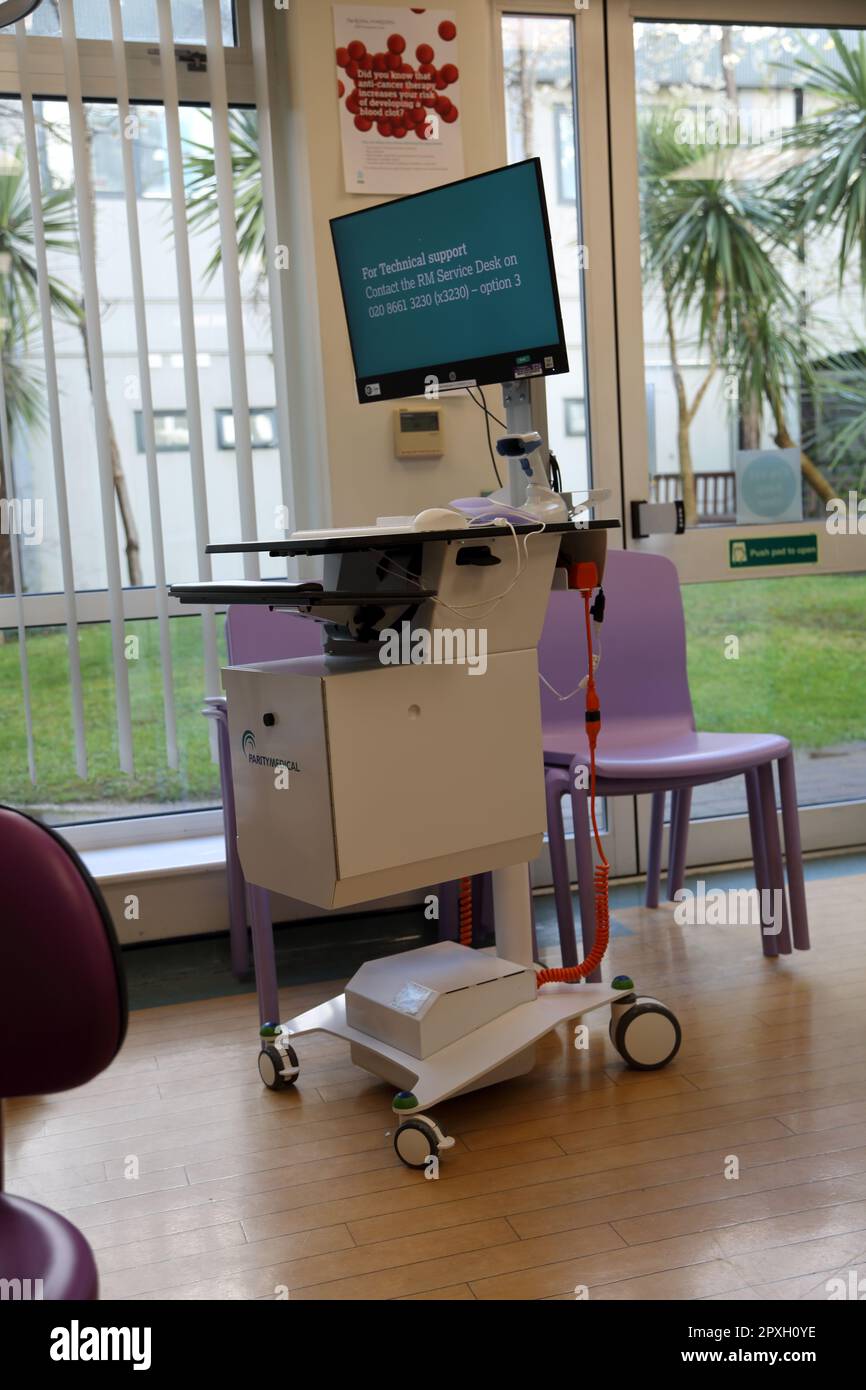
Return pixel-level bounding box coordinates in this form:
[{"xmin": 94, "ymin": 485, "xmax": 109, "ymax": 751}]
[{"xmin": 283, "ymin": 0, "xmax": 511, "ymax": 526}]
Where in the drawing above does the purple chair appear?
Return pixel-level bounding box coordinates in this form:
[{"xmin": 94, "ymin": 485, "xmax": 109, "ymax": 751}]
[
  {"xmin": 0, "ymin": 806, "xmax": 128, "ymax": 1300},
  {"xmin": 539, "ymin": 551, "xmax": 809, "ymax": 980},
  {"xmin": 205, "ymin": 605, "xmax": 321, "ymax": 1022}
]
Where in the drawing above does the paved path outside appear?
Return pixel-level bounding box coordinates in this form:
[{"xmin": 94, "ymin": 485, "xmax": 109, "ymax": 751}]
[{"xmin": 24, "ymin": 744, "xmax": 866, "ymax": 829}]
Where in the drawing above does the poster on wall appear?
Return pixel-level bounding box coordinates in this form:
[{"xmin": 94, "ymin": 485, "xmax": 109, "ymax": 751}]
[{"xmin": 333, "ymin": 5, "xmax": 464, "ymax": 196}]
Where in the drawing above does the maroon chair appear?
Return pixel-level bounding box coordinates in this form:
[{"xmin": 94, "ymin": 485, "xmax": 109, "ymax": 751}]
[{"xmin": 0, "ymin": 806, "xmax": 128, "ymax": 1300}]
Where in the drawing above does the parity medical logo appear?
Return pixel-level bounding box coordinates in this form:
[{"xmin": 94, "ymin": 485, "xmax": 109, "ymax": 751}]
[
  {"xmin": 50, "ymin": 1321, "xmax": 152, "ymax": 1371},
  {"xmin": 240, "ymin": 728, "xmax": 300, "ymax": 774}
]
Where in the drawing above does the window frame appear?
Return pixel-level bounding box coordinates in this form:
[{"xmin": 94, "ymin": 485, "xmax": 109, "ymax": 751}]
[
  {"xmin": 0, "ymin": 2, "xmax": 256, "ymax": 106},
  {"xmin": 215, "ymin": 406, "xmax": 277, "ymax": 451},
  {"xmin": 134, "ymin": 409, "xmax": 191, "ymax": 454}
]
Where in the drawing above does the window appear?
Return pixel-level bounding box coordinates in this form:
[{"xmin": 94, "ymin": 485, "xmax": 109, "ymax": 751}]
[
  {"xmin": 135, "ymin": 412, "xmax": 191, "ymax": 453},
  {"xmin": 554, "ymin": 104, "xmax": 576, "ymax": 204},
  {"xmin": 38, "ymin": 102, "xmax": 192, "ymax": 201},
  {"xmin": 564, "ymin": 398, "xmax": 585, "ymax": 437},
  {"xmin": 0, "ymin": 6, "xmax": 290, "ymax": 829},
  {"xmin": 216, "ymin": 408, "xmax": 277, "ymax": 450},
  {"xmin": 26, "ymin": 0, "xmax": 238, "ymax": 45}
]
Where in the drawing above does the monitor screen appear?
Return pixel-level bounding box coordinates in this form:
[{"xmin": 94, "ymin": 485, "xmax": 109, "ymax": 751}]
[{"xmin": 330, "ymin": 158, "xmax": 568, "ymax": 404}]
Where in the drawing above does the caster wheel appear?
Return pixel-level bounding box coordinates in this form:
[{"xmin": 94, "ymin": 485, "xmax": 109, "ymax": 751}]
[
  {"xmin": 393, "ymin": 1118, "xmax": 441, "ymax": 1169},
  {"xmin": 258, "ymin": 1043, "xmax": 299, "ymax": 1090},
  {"xmin": 610, "ymin": 997, "xmax": 681, "ymax": 1070}
]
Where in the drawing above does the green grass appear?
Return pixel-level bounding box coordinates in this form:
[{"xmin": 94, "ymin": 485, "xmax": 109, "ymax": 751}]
[
  {"xmin": 0, "ymin": 614, "xmax": 226, "ymax": 807},
  {"xmin": 683, "ymin": 574, "xmax": 866, "ymax": 748},
  {"xmin": 0, "ymin": 574, "xmax": 863, "ymax": 809}
]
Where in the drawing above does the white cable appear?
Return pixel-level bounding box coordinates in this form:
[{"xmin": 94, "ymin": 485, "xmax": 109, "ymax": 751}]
[
  {"xmin": 538, "ymin": 627, "xmax": 602, "ymax": 701},
  {"xmin": 371, "ymin": 517, "xmax": 547, "ymax": 621}
]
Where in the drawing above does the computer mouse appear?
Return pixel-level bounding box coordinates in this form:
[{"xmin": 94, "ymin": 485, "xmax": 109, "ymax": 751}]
[{"xmin": 411, "ymin": 507, "xmax": 470, "ymax": 531}]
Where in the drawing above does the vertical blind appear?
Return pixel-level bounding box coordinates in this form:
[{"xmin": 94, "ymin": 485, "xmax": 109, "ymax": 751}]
[{"xmin": 0, "ymin": 0, "xmax": 293, "ymax": 798}]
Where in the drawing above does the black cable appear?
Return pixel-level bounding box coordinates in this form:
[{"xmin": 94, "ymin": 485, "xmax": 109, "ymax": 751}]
[
  {"xmin": 467, "ymin": 385, "xmax": 503, "ymax": 487},
  {"xmin": 470, "ymin": 385, "xmax": 508, "ymax": 431},
  {"xmin": 548, "ymin": 449, "xmax": 563, "ymax": 494}
]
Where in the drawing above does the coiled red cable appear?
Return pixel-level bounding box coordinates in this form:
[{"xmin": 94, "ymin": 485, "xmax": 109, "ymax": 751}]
[
  {"xmin": 536, "ymin": 587, "xmax": 610, "ymax": 986},
  {"xmin": 458, "ymin": 875, "xmax": 474, "ymax": 947}
]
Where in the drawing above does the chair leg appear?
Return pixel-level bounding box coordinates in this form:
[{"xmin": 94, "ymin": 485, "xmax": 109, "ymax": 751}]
[
  {"xmin": 757, "ymin": 763, "xmax": 792, "ymax": 955},
  {"xmin": 645, "ymin": 791, "xmax": 665, "ymax": 908},
  {"xmin": 745, "ymin": 768, "xmax": 777, "ymax": 958},
  {"xmin": 569, "ymin": 776, "xmax": 603, "ymax": 985},
  {"xmin": 778, "ymin": 752, "xmax": 810, "ymax": 951},
  {"xmin": 249, "ymin": 885, "xmax": 280, "ymax": 1026},
  {"xmin": 480, "ymin": 872, "xmax": 495, "ymax": 940},
  {"xmin": 545, "ymin": 770, "xmax": 578, "ymax": 969},
  {"xmin": 667, "ymin": 787, "xmax": 692, "ymax": 901},
  {"xmin": 214, "ymin": 712, "xmax": 251, "ymax": 980}
]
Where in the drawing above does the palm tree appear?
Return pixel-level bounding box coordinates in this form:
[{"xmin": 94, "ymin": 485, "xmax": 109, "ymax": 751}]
[
  {"xmin": 770, "ymin": 30, "xmax": 866, "ymax": 492},
  {"xmin": 183, "ymin": 109, "xmax": 266, "ymax": 289},
  {"xmin": 775, "ymin": 30, "xmax": 866, "ymax": 290},
  {"xmin": 640, "ymin": 109, "xmax": 838, "ymax": 519},
  {"xmin": 0, "ymin": 150, "xmax": 79, "ymax": 594},
  {"xmin": 639, "ymin": 112, "xmax": 794, "ymax": 521}
]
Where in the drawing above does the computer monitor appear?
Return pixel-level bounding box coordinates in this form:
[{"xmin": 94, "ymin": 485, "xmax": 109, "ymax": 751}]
[{"xmin": 330, "ymin": 158, "xmax": 568, "ymax": 405}]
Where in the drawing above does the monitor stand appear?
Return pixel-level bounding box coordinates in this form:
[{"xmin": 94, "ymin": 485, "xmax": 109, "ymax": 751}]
[{"xmin": 501, "ymin": 377, "xmax": 537, "ymax": 506}]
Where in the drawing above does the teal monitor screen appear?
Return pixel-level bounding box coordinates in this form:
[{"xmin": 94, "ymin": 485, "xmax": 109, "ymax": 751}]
[{"xmin": 330, "ymin": 159, "xmax": 568, "ymax": 403}]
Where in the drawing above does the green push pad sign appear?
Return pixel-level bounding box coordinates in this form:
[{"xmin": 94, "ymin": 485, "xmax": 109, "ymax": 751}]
[{"xmin": 729, "ymin": 534, "xmax": 818, "ymax": 569}]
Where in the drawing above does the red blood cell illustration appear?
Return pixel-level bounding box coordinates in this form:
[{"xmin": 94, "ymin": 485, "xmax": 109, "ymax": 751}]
[
  {"xmin": 337, "ymin": 79, "xmax": 345, "ymax": 98},
  {"xmin": 438, "ymin": 20, "xmax": 457, "ymax": 41},
  {"xmin": 336, "ymin": 47, "xmax": 349, "ymax": 68},
  {"xmin": 354, "ymin": 115, "xmax": 373, "ymax": 132},
  {"xmin": 377, "ymin": 120, "xmax": 393, "ymax": 137},
  {"xmin": 360, "ymin": 54, "xmax": 374, "ymax": 70},
  {"xmin": 372, "ymin": 52, "xmax": 388, "ymax": 72},
  {"xmin": 441, "ymin": 105, "xmax": 459, "ymax": 123},
  {"xmin": 418, "ymin": 62, "xmax": 436, "ymax": 76},
  {"xmin": 347, "ymin": 40, "xmax": 366, "ymax": 62},
  {"xmin": 345, "ymin": 60, "xmax": 359, "ymax": 79},
  {"xmin": 416, "ymin": 42, "xmax": 435, "ymax": 64},
  {"xmin": 393, "ymin": 125, "xmax": 408, "ymax": 138},
  {"xmin": 440, "ymin": 63, "xmax": 459, "ymax": 84},
  {"xmin": 416, "ymin": 121, "xmax": 432, "ymax": 140},
  {"xmin": 386, "ymin": 51, "xmax": 402, "ymax": 70},
  {"xmin": 410, "ymin": 106, "xmax": 426, "ymax": 124},
  {"xmin": 434, "ymin": 74, "xmax": 447, "ymax": 90},
  {"xmin": 434, "ymin": 95, "xmax": 452, "ymax": 115},
  {"xmin": 387, "ymin": 33, "xmax": 406, "ymax": 54},
  {"xmin": 399, "ymin": 62, "xmax": 414, "ymax": 75},
  {"xmin": 345, "ymin": 91, "xmax": 360, "ymax": 114}
]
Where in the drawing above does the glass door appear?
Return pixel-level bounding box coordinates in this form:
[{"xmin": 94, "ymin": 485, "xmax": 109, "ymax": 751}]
[
  {"xmin": 494, "ymin": 2, "xmax": 636, "ymax": 880},
  {"xmin": 607, "ymin": 0, "xmax": 866, "ymax": 872}
]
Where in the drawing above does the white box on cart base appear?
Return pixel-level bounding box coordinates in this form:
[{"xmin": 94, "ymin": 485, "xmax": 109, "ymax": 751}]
[{"xmin": 345, "ymin": 940, "xmax": 538, "ymax": 1060}]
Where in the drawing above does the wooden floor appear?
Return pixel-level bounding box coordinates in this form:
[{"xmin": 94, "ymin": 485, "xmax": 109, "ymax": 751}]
[{"xmin": 7, "ymin": 871, "xmax": 866, "ymax": 1301}]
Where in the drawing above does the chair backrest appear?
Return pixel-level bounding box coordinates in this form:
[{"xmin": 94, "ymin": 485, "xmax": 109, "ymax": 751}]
[
  {"xmin": 225, "ymin": 603, "xmax": 323, "ymax": 667},
  {"xmin": 539, "ymin": 549, "xmax": 695, "ymax": 732},
  {"xmin": 0, "ymin": 808, "xmax": 128, "ymax": 1100}
]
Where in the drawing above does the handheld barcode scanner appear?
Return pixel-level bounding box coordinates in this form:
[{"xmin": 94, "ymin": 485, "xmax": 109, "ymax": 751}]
[{"xmin": 492, "ymin": 432, "xmax": 568, "ymax": 520}]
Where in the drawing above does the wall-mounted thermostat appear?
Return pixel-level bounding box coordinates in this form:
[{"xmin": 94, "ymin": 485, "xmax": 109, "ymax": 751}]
[{"xmin": 393, "ymin": 408, "xmax": 444, "ymax": 459}]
